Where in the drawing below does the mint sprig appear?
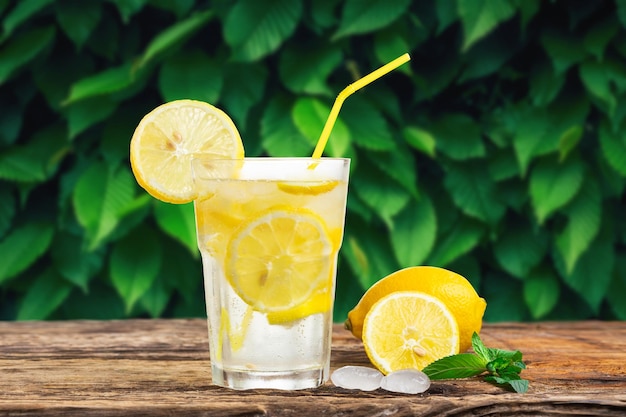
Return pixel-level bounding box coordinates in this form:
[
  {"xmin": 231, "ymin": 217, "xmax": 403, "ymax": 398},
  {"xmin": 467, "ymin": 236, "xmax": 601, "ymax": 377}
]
[{"xmin": 422, "ymin": 332, "xmax": 529, "ymax": 393}]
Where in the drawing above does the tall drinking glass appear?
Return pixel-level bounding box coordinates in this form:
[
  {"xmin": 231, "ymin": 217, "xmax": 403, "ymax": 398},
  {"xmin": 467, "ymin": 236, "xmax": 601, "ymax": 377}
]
[{"xmin": 192, "ymin": 157, "xmax": 350, "ymax": 390}]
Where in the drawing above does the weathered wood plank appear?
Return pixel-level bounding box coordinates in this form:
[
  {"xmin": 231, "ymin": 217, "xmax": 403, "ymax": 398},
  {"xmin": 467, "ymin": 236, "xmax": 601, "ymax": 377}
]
[{"xmin": 1, "ymin": 320, "xmax": 625, "ymax": 416}]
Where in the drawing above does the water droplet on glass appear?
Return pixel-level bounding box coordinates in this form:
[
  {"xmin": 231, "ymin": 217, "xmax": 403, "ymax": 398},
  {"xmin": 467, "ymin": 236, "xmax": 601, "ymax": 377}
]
[
  {"xmin": 380, "ymin": 369, "xmax": 431, "ymax": 394},
  {"xmin": 331, "ymin": 366, "xmax": 383, "ymax": 391}
]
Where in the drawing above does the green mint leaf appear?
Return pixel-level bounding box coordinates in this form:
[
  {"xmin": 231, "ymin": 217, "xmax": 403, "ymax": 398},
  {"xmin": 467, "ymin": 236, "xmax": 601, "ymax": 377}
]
[
  {"xmin": 498, "ymin": 366, "xmax": 523, "ymax": 379},
  {"xmin": 484, "ymin": 374, "xmax": 529, "ymax": 393},
  {"xmin": 486, "ymin": 349, "xmax": 524, "ymax": 374},
  {"xmin": 487, "ymin": 347, "xmax": 523, "ymax": 362},
  {"xmin": 486, "ymin": 356, "xmax": 511, "ymax": 372},
  {"xmin": 502, "ymin": 365, "xmax": 524, "ymax": 376},
  {"xmin": 472, "ymin": 332, "xmax": 524, "ymax": 363},
  {"xmin": 422, "ymin": 353, "xmax": 487, "ymax": 380},
  {"xmin": 484, "ymin": 375, "xmax": 505, "ymax": 383},
  {"xmin": 508, "ymin": 379, "xmax": 530, "ymax": 394},
  {"xmin": 471, "ymin": 332, "xmax": 492, "ymax": 361}
]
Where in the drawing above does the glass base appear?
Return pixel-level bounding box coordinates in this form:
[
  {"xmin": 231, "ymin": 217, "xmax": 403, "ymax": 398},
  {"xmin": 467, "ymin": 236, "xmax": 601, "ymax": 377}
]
[{"xmin": 211, "ymin": 364, "xmax": 326, "ymax": 390}]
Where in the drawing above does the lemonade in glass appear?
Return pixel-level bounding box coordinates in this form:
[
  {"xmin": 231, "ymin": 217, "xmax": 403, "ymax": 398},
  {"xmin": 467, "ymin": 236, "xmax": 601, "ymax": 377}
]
[{"xmin": 192, "ymin": 157, "xmax": 350, "ymax": 390}]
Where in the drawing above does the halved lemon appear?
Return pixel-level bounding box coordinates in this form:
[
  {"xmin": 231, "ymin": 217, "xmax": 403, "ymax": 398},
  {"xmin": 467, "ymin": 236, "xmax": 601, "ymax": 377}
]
[
  {"xmin": 362, "ymin": 291, "xmax": 460, "ymax": 374},
  {"xmin": 226, "ymin": 207, "xmax": 334, "ymax": 315},
  {"xmin": 346, "ymin": 266, "xmax": 486, "ymax": 352},
  {"xmin": 130, "ymin": 99, "xmax": 244, "ymax": 203}
]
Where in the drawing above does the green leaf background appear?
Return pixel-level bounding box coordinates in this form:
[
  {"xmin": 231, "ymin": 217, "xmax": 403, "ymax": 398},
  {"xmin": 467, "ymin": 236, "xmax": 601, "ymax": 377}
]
[{"xmin": 1, "ymin": 0, "xmax": 625, "ymax": 322}]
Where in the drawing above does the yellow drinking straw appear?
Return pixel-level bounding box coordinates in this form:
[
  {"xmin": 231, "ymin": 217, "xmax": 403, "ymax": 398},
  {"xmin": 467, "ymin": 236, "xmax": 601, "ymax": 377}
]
[{"xmin": 312, "ymin": 53, "xmax": 411, "ymax": 158}]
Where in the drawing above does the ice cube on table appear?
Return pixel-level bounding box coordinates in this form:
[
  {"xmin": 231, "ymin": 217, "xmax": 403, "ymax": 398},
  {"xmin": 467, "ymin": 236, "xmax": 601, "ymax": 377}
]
[
  {"xmin": 380, "ymin": 369, "xmax": 431, "ymax": 394},
  {"xmin": 331, "ymin": 366, "xmax": 383, "ymax": 391}
]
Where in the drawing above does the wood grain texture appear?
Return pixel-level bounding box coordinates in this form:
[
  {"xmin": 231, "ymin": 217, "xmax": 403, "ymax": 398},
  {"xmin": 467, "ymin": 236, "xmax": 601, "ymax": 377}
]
[{"xmin": 1, "ymin": 319, "xmax": 625, "ymax": 416}]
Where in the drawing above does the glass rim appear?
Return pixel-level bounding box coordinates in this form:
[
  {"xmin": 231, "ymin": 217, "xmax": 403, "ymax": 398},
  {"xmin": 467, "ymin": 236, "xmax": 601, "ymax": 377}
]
[
  {"xmin": 190, "ymin": 156, "xmax": 350, "ymax": 162},
  {"xmin": 191, "ymin": 156, "xmax": 350, "ymax": 182}
]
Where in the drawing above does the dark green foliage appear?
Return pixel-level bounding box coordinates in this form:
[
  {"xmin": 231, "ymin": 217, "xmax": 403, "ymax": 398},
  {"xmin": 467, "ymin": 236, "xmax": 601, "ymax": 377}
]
[{"xmin": 1, "ymin": 0, "xmax": 624, "ymax": 321}]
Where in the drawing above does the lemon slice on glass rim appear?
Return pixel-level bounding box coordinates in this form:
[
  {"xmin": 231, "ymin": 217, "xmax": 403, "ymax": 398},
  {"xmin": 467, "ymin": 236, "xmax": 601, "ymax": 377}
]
[
  {"xmin": 225, "ymin": 206, "xmax": 335, "ymax": 316},
  {"xmin": 130, "ymin": 99, "xmax": 244, "ymax": 204}
]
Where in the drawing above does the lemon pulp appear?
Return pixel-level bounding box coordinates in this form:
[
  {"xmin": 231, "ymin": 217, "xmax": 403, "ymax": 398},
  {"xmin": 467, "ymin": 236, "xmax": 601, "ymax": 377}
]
[{"xmin": 362, "ymin": 291, "xmax": 460, "ymax": 374}]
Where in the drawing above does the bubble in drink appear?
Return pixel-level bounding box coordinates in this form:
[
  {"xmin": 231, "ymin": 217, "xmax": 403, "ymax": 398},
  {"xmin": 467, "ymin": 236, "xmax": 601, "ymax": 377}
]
[
  {"xmin": 331, "ymin": 366, "xmax": 383, "ymax": 391},
  {"xmin": 380, "ymin": 369, "xmax": 431, "ymax": 394}
]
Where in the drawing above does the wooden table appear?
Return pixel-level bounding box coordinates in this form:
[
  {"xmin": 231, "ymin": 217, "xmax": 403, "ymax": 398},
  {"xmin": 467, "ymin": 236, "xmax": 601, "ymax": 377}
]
[{"xmin": 1, "ymin": 319, "xmax": 625, "ymax": 416}]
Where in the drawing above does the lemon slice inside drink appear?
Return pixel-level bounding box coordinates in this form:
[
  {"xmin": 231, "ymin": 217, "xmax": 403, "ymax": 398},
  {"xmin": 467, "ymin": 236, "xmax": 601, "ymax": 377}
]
[
  {"xmin": 266, "ymin": 284, "xmax": 332, "ymax": 325},
  {"xmin": 226, "ymin": 207, "xmax": 334, "ymax": 315},
  {"xmin": 362, "ymin": 291, "xmax": 460, "ymax": 374},
  {"xmin": 130, "ymin": 99, "xmax": 244, "ymax": 203},
  {"xmin": 277, "ymin": 180, "xmax": 339, "ymax": 195}
]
